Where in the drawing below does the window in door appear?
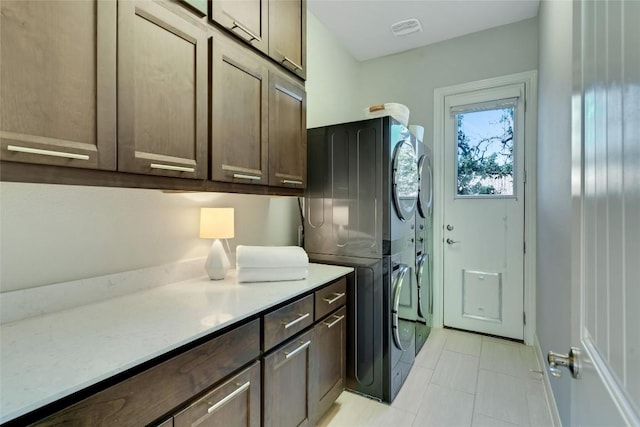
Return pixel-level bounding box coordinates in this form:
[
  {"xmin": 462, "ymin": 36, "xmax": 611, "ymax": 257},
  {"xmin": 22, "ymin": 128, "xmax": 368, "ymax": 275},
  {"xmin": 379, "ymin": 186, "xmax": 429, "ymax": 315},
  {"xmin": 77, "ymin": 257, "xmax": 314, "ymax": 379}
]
[{"xmin": 454, "ymin": 100, "xmax": 517, "ymax": 197}]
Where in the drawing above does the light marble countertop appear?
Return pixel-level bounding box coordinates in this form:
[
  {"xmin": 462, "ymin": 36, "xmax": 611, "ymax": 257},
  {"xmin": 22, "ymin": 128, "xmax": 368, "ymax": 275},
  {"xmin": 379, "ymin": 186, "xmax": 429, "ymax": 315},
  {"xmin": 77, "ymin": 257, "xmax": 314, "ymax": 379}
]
[{"xmin": 0, "ymin": 263, "xmax": 352, "ymax": 424}]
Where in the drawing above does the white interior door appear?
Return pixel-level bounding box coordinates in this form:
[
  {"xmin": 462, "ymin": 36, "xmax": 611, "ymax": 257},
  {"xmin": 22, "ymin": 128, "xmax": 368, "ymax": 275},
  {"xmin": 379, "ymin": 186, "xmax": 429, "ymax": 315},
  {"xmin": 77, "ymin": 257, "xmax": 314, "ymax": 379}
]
[
  {"xmin": 561, "ymin": 1, "xmax": 640, "ymax": 424},
  {"xmin": 443, "ymin": 84, "xmax": 525, "ymax": 340}
]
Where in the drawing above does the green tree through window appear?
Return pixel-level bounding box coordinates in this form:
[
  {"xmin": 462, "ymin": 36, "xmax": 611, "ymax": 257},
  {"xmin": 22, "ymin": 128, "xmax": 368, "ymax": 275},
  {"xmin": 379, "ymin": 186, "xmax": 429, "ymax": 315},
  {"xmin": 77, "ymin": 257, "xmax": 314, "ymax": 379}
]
[{"xmin": 456, "ymin": 107, "xmax": 514, "ymax": 196}]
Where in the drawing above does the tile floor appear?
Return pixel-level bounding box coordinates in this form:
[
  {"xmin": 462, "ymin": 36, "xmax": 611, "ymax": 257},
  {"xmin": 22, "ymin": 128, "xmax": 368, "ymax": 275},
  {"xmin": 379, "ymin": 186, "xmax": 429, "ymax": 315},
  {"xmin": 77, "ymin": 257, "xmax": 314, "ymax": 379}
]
[{"xmin": 316, "ymin": 328, "xmax": 555, "ymax": 427}]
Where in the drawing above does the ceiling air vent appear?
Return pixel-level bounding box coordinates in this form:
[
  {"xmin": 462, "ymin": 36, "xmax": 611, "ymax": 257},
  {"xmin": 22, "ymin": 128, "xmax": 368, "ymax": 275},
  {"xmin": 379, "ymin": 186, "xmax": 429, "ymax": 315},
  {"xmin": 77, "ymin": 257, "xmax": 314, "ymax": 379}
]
[{"xmin": 391, "ymin": 18, "xmax": 422, "ymax": 37}]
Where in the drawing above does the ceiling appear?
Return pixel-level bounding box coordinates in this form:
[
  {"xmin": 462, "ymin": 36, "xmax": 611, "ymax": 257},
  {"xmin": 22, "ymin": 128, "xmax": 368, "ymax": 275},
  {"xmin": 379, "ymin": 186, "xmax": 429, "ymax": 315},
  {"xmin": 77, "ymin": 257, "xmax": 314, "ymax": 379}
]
[{"xmin": 308, "ymin": 0, "xmax": 540, "ymax": 61}]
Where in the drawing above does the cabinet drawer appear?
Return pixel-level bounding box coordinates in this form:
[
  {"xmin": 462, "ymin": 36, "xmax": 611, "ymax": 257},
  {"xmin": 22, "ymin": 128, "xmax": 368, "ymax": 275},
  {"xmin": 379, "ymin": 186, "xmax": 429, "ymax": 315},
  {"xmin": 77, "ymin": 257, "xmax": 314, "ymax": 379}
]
[
  {"xmin": 264, "ymin": 294, "xmax": 314, "ymax": 351},
  {"xmin": 174, "ymin": 361, "xmax": 261, "ymax": 427},
  {"xmin": 314, "ymin": 277, "xmax": 346, "ymax": 320},
  {"xmin": 34, "ymin": 319, "xmax": 260, "ymax": 427}
]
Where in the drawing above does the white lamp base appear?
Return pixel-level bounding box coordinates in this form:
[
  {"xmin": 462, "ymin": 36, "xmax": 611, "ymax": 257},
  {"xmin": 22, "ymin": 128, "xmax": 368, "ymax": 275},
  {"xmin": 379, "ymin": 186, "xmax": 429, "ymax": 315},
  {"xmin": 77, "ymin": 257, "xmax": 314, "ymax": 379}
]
[{"xmin": 205, "ymin": 239, "xmax": 230, "ymax": 280}]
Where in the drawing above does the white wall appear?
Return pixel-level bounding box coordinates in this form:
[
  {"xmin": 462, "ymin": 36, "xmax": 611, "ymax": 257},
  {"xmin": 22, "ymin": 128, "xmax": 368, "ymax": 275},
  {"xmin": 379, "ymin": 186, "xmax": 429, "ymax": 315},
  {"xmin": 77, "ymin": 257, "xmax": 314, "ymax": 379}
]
[
  {"xmin": 306, "ymin": 11, "xmax": 362, "ymax": 128},
  {"xmin": 358, "ymin": 17, "xmax": 538, "ymax": 147},
  {"xmin": 0, "ymin": 182, "xmax": 298, "ymax": 292},
  {"xmin": 0, "ymin": 10, "xmax": 363, "ymax": 294},
  {"xmin": 536, "ymin": 0, "xmax": 573, "ymax": 424}
]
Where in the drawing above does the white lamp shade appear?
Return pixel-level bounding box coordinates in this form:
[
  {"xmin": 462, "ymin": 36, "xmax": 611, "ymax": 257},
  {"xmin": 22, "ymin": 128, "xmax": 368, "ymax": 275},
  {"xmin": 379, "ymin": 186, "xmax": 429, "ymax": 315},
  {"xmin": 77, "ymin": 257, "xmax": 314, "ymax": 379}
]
[{"xmin": 200, "ymin": 208, "xmax": 235, "ymax": 239}]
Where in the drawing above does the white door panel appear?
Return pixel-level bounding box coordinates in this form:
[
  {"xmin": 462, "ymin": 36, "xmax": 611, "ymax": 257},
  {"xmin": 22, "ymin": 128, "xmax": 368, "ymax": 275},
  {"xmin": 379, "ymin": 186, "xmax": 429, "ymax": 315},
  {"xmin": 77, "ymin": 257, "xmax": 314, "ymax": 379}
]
[
  {"xmin": 443, "ymin": 85, "xmax": 525, "ymax": 340},
  {"xmin": 561, "ymin": 1, "xmax": 640, "ymax": 424}
]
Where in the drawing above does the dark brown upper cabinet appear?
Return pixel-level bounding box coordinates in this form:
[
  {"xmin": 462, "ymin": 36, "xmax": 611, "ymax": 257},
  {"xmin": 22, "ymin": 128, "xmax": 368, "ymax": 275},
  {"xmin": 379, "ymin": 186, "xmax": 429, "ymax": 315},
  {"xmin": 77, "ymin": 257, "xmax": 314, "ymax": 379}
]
[
  {"xmin": 269, "ymin": 72, "xmax": 306, "ymax": 189},
  {"xmin": 210, "ymin": 0, "xmax": 268, "ymax": 55},
  {"xmin": 0, "ymin": 0, "xmax": 117, "ymax": 170},
  {"xmin": 117, "ymin": 0, "xmax": 208, "ymax": 179},
  {"xmin": 269, "ymin": 0, "xmax": 306, "ymax": 79},
  {"xmin": 210, "ymin": 36, "xmax": 269, "ymax": 185}
]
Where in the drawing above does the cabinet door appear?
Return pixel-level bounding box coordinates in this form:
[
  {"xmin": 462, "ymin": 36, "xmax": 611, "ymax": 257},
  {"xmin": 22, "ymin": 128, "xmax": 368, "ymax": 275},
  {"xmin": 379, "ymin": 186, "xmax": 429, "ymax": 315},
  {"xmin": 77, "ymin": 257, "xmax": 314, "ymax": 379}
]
[
  {"xmin": 312, "ymin": 306, "xmax": 346, "ymax": 423},
  {"xmin": 0, "ymin": 0, "xmax": 116, "ymax": 170},
  {"xmin": 268, "ymin": 72, "xmax": 306, "ymax": 189},
  {"xmin": 210, "ymin": 0, "xmax": 268, "ymax": 54},
  {"xmin": 263, "ymin": 329, "xmax": 314, "ymax": 427},
  {"xmin": 118, "ymin": 0, "xmax": 207, "ymax": 179},
  {"xmin": 211, "ymin": 37, "xmax": 268, "ymax": 185},
  {"xmin": 269, "ymin": 0, "xmax": 306, "ymax": 79},
  {"xmin": 174, "ymin": 362, "xmax": 261, "ymax": 427}
]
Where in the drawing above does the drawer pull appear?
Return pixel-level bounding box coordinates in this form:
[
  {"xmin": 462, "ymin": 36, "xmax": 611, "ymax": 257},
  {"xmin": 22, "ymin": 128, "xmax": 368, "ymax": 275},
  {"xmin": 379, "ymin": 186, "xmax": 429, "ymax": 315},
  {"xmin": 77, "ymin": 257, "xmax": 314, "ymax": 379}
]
[
  {"xmin": 284, "ymin": 340, "xmax": 311, "ymax": 359},
  {"xmin": 322, "ymin": 292, "xmax": 345, "ymax": 305},
  {"xmin": 322, "ymin": 314, "xmax": 345, "ymax": 329},
  {"xmin": 282, "ymin": 312, "xmax": 310, "ymax": 329},
  {"xmin": 207, "ymin": 381, "xmax": 251, "ymax": 414},
  {"xmin": 150, "ymin": 163, "xmax": 195, "ymax": 173},
  {"xmin": 233, "ymin": 173, "xmax": 261, "ymax": 181},
  {"xmin": 281, "ymin": 56, "xmax": 302, "ymax": 71},
  {"xmin": 232, "ymin": 21, "xmax": 260, "ymax": 42},
  {"xmin": 282, "ymin": 179, "xmax": 303, "ymax": 185},
  {"xmin": 7, "ymin": 145, "xmax": 89, "ymax": 160}
]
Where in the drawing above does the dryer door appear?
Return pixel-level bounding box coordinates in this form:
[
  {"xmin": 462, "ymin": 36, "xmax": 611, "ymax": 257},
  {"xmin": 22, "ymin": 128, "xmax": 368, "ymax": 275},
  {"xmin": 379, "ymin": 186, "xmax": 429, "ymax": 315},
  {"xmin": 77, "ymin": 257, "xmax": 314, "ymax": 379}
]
[
  {"xmin": 416, "ymin": 152, "xmax": 433, "ymax": 219},
  {"xmin": 392, "ymin": 139, "xmax": 419, "ymax": 221}
]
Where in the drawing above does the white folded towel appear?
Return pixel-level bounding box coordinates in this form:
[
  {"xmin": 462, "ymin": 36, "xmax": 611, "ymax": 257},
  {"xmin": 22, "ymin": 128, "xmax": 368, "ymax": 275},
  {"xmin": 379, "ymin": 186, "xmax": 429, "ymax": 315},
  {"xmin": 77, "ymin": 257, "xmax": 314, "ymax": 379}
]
[
  {"xmin": 236, "ymin": 245, "xmax": 309, "ymax": 269},
  {"xmin": 237, "ymin": 267, "xmax": 308, "ymax": 283}
]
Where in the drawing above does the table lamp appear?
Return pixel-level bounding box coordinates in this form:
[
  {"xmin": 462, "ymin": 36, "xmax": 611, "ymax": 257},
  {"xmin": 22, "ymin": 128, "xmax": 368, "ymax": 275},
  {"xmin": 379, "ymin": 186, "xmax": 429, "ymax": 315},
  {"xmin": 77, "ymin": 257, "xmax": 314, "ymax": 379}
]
[{"xmin": 200, "ymin": 208, "xmax": 235, "ymax": 280}]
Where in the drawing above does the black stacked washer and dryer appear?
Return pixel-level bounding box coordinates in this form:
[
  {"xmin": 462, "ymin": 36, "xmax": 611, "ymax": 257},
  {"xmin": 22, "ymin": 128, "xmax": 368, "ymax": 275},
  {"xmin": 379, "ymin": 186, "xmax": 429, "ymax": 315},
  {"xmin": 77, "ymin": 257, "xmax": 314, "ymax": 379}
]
[{"xmin": 304, "ymin": 116, "xmax": 419, "ymax": 402}]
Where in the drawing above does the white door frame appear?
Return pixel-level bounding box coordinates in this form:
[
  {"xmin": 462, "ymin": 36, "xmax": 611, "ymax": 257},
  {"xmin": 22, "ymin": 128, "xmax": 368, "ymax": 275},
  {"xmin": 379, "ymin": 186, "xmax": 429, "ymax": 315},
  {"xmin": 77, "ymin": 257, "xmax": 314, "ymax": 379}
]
[{"xmin": 433, "ymin": 71, "xmax": 538, "ymax": 345}]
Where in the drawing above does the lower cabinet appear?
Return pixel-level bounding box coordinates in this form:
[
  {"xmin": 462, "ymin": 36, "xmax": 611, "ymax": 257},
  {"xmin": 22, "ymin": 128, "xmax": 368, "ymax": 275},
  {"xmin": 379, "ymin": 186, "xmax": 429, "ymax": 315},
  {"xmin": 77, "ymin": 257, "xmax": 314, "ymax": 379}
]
[
  {"xmin": 263, "ymin": 329, "xmax": 315, "ymax": 427},
  {"xmin": 25, "ymin": 276, "xmax": 348, "ymax": 427},
  {"xmin": 312, "ymin": 306, "xmax": 346, "ymax": 423},
  {"xmin": 173, "ymin": 361, "xmax": 261, "ymax": 427}
]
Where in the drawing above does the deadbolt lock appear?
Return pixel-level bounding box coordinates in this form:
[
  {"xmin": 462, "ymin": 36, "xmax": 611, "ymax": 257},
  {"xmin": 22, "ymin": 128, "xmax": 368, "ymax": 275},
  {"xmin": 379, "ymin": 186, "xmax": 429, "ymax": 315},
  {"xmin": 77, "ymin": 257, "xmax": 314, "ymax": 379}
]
[
  {"xmin": 446, "ymin": 224, "xmax": 454, "ymax": 231},
  {"xmin": 547, "ymin": 347, "xmax": 582, "ymax": 379}
]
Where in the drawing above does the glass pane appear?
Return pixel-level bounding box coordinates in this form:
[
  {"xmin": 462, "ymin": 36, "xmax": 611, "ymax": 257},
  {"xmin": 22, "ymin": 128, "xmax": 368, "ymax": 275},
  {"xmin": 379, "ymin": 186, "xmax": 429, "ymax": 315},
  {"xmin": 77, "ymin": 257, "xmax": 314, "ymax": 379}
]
[{"xmin": 456, "ymin": 107, "xmax": 515, "ymax": 196}]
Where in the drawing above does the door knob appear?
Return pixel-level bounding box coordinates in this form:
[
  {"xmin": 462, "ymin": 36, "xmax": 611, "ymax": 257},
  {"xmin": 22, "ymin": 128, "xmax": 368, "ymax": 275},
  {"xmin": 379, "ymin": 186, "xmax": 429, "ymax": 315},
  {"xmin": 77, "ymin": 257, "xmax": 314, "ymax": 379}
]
[
  {"xmin": 547, "ymin": 347, "xmax": 582, "ymax": 379},
  {"xmin": 446, "ymin": 238, "xmax": 459, "ymax": 244},
  {"xmin": 446, "ymin": 224, "xmax": 454, "ymax": 231}
]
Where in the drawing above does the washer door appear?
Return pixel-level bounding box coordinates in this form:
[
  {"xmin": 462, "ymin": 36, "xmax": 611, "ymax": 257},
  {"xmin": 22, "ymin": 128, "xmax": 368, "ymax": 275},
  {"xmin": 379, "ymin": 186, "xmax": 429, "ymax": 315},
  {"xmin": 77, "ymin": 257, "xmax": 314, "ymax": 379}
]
[
  {"xmin": 417, "ymin": 153, "xmax": 433, "ymax": 219},
  {"xmin": 392, "ymin": 140, "xmax": 419, "ymax": 221},
  {"xmin": 391, "ymin": 264, "xmax": 411, "ymax": 350}
]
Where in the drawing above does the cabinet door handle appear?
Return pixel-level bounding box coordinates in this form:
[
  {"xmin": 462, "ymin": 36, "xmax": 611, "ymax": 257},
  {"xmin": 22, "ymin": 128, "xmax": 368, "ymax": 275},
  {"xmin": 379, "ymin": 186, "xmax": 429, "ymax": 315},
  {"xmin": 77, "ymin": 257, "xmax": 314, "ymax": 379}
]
[
  {"xmin": 206, "ymin": 381, "xmax": 251, "ymax": 414},
  {"xmin": 284, "ymin": 340, "xmax": 311, "ymax": 359},
  {"xmin": 233, "ymin": 173, "xmax": 261, "ymax": 181},
  {"xmin": 232, "ymin": 21, "xmax": 260, "ymax": 42},
  {"xmin": 150, "ymin": 163, "xmax": 195, "ymax": 173},
  {"xmin": 282, "ymin": 312, "xmax": 310, "ymax": 329},
  {"xmin": 281, "ymin": 56, "xmax": 302, "ymax": 71},
  {"xmin": 7, "ymin": 145, "xmax": 90, "ymax": 160},
  {"xmin": 322, "ymin": 314, "xmax": 345, "ymax": 329},
  {"xmin": 322, "ymin": 292, "xmax": 345, "ymax": 305},
  {"xmin": 282, "ymin": 179, "xmax": 303, "ymax": 185}
]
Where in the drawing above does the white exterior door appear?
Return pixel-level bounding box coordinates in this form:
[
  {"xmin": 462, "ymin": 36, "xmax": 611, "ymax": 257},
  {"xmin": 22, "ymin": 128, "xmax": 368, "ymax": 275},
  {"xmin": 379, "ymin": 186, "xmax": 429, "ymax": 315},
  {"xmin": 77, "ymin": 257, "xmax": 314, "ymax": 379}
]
[
  {"xmin": 562, "ymin": 1, "xmax": 640, "ymax": 424},
  {"xmin": 442, "ymin": 84, "xmax": 526, "ymax": 340}
]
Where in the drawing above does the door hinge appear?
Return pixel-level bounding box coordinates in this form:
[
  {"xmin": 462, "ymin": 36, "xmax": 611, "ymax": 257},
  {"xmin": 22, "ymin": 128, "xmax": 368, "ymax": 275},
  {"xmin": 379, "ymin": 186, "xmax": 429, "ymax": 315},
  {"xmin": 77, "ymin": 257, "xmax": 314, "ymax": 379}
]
[
  {"xmin": 523, "ymin": 241, "xmax": 526, "ymax": 254},
  {"xmin": 524, "ymin": 170, "xmax": 527, "ymax": 184},
  {"xmin": 523, "ymin": 312, "xmax": 527, "ymax": 325}
]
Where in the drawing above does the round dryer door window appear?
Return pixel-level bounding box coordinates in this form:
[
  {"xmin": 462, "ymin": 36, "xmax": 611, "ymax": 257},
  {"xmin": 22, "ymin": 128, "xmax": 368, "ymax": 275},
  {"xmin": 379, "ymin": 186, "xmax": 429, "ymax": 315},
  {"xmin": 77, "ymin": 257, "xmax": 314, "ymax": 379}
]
[
  {"xmin": 392, "ymin": 140, "xmax": 419, "ymax": 221},
  {"xmin": 417, "ymin": 154, "xmax": 433, "ymax": 219}
]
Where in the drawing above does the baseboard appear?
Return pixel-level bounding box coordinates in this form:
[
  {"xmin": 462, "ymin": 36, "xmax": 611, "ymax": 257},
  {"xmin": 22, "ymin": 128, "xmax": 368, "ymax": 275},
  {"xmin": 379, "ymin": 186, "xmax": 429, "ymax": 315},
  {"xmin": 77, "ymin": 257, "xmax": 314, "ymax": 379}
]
[{"xmin": 534, "ymin": 334, "xmax": 563, "ymax": 427}]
